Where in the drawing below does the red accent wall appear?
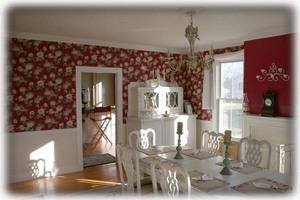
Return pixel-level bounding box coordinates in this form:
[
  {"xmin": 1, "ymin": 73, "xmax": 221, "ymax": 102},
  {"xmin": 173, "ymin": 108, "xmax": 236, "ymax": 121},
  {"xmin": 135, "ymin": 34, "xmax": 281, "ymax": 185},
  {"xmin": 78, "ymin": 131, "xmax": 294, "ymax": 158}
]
[{"xmin": 244, "ymin": 34, "xmax": 294, "ymax": 117}]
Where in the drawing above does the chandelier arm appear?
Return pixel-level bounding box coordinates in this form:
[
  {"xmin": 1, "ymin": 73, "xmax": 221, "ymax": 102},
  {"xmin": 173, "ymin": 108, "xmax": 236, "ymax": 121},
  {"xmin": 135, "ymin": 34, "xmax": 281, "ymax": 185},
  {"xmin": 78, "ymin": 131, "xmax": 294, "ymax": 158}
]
[{"xmin": 164, "ymin": 10, "xmax": 215, "ymax": 73}]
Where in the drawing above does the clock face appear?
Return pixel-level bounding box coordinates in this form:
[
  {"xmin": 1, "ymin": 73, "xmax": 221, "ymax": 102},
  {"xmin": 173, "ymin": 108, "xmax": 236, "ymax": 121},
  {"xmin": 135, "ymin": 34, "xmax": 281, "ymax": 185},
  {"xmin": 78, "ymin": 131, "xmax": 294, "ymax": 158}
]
[{"xmin": 265, "ymin": 98, "xmax": 272, "ymax": 106}]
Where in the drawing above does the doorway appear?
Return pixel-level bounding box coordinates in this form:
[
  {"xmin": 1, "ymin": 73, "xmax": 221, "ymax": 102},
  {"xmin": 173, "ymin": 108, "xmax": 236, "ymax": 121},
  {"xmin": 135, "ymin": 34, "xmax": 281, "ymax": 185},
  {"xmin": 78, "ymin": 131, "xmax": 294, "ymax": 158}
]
[
  {"xmin": 81, "ymin": 72, "xmax": 116, "ymax": 157},
  {"xmin": 76, "ymin": 66, "xmax": 123, "ymax": 168}
]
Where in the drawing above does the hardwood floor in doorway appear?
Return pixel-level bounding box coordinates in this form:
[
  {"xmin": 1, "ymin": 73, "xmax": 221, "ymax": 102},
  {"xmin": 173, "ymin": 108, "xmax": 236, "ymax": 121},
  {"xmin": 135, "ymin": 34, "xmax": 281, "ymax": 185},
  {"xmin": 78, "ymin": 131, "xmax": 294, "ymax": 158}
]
[{"xmin": 83, "ymin": 135, "xmax": 116, "ymax": 157}]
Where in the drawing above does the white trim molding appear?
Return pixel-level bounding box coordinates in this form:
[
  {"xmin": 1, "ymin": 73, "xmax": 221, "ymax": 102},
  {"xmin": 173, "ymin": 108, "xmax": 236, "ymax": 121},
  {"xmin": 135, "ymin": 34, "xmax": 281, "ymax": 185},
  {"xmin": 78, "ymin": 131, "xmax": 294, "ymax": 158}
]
[{"xmin": 242, "ymin": 114, "xmax": 294, "ymax": 138}]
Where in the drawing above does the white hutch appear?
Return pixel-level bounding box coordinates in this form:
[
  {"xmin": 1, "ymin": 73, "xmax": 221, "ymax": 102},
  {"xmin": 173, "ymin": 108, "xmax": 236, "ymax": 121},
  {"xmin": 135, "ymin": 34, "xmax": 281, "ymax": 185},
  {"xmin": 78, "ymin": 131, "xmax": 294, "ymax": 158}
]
[{"xmin": 126, "ymin": 80, "xmax": 197, "ymax": 147}]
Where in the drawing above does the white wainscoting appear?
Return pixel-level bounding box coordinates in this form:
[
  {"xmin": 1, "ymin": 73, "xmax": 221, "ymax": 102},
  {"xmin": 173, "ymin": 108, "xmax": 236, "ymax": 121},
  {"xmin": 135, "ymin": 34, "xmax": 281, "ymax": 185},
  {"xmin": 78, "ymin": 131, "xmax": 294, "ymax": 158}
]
[
  {"xmin": 242, "ymin": 114, "xmax": 294, "ymax": 174},
  {"xmin": 7, "ymin": 128, "xmax": 82, "ymax": 183}
]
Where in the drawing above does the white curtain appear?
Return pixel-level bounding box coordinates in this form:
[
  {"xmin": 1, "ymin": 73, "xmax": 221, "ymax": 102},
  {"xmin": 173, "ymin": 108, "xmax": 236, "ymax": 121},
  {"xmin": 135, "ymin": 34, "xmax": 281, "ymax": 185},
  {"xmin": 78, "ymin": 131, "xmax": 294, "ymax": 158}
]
[{"xmin": 202, "ymin": 67, "xmax": 214, "ymax": 109}]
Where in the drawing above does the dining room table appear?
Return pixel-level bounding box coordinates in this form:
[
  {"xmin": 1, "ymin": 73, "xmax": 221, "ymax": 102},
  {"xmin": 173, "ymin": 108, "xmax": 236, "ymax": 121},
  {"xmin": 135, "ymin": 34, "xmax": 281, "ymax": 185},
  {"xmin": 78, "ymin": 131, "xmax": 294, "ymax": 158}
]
[{"xmin": 137, "ymin": 145, "xmax": 294, "ymax": 198}]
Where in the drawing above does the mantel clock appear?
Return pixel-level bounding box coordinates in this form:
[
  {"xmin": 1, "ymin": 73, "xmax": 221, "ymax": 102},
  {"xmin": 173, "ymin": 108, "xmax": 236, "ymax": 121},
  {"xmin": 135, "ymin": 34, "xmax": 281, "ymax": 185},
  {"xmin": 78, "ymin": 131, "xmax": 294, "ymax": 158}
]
[{"xmin": 261, "ymin": 89, "xmax": 277, "ymax": 117}]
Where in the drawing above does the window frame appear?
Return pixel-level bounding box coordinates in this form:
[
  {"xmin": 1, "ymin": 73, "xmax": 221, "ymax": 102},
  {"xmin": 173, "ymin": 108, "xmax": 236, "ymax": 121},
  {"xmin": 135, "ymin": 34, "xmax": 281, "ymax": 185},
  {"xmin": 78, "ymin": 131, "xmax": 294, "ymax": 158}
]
[{"xmin": 212, "ymin": 50, "xmax": 245, "ymax": 138}]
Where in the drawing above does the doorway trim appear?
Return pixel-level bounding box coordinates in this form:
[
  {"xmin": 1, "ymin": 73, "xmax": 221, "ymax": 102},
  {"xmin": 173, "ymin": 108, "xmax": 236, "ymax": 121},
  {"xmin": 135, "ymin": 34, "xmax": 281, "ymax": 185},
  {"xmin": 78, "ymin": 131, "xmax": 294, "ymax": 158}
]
[{"xmin": 76, "ymin": 66, "xmax": 123, "ymax": 169}]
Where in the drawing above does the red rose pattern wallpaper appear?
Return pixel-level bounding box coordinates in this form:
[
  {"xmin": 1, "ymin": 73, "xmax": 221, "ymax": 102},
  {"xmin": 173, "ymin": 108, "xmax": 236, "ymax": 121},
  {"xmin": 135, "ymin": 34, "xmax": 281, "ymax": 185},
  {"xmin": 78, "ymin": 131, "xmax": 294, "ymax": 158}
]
[{"xmin": 8, "ymin": 38, "xmax": 243, "ymax": 133}]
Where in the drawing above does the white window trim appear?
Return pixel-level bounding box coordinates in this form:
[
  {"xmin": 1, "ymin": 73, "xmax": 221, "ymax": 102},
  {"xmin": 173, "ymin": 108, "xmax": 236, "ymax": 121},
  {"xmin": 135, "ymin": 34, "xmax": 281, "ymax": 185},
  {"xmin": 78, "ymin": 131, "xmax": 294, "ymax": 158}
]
[{"xmin": 211, "ymin": 50, "xmax": 244, "ymax": 135}]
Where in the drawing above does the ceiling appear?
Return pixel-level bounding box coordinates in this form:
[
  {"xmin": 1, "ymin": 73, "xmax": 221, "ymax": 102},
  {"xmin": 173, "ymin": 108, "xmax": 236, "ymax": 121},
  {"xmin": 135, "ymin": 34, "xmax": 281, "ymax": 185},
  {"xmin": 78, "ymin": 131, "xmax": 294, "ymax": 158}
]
[{"xmin": 7, "ymin": 5, "xmax": 294, "ymax": 53}]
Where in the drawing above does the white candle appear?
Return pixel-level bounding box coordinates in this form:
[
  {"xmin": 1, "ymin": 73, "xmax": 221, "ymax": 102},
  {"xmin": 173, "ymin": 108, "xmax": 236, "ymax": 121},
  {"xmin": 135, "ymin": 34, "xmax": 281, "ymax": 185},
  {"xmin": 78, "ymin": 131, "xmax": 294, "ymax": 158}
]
[{"xmin": 177, "ymin": 122, "xmax": 183, "ymax": 133}]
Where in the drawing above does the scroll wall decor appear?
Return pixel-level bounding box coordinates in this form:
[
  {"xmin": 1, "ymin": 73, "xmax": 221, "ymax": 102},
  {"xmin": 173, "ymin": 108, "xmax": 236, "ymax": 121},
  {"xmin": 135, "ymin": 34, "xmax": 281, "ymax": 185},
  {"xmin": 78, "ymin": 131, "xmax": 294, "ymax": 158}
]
[{"xmin": 256, "ymin": 63, "xmax": 290, "ymax": 82}]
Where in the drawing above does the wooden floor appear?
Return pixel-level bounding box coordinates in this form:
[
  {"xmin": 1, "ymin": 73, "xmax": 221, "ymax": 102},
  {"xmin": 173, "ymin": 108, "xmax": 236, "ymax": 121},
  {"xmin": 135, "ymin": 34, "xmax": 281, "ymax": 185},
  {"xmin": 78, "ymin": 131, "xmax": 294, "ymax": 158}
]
[
  {"xmin": 6, "ymin": 163, "xmax": 121, "ymax": 198},
  {"xmin": 83, "ymin": 134, "xmax": 116, "ymax": 157}
]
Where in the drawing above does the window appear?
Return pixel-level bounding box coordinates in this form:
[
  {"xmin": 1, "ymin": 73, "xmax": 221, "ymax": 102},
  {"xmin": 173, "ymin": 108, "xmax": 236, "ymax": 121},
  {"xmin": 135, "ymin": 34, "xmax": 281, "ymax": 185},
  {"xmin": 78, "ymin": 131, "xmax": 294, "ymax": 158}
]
[
  {"xmin": 217, "ymin": 61, "xmax": 244, "ymax": 138},
  {"xmin": 94, "ymin": 81, "xmax": 103, "ymax": 106}
]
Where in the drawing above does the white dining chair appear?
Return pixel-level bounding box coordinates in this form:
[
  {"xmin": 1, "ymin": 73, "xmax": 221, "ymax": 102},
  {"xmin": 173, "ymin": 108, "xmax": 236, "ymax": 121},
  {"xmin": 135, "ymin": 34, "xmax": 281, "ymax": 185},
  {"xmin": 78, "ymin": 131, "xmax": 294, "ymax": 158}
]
[
  {"xmin": 238, "ymin": 137, "xmax": 272, "ymax": 169},
  {"xmin": 128, "ymin": 128, "xmax": 156, "ymax": 150},
  {"xmin": 150, "ymin": 159, "xmax": 191, "ymax": 198},
  {"xmin": 202, "ymin": 130, "xmax": 224, "ymax": 155},
  {"xmin": 277, "ymin": 143, "xmax": 293, "ymax": 174},
  {"xmin": 116, "ymin": 143, "xmax": 141, "ymax": 195},
  {"xmin": 116, "ymin": 143, "xmax": 153, "ymax": 196}
]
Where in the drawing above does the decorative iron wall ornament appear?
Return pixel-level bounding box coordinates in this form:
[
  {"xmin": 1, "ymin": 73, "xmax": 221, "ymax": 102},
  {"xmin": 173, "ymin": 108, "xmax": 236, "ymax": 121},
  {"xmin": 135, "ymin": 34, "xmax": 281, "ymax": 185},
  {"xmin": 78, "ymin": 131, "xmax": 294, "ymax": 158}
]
[{"xmin": 256, "ymin": 63, "xmax": 290, "ymax": 82}]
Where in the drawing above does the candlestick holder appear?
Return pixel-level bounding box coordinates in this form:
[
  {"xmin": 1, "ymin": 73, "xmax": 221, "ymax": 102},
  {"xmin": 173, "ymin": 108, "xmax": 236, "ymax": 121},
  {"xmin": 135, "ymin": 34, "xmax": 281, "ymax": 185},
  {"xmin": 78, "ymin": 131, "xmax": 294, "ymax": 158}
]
[
  {"xmin": 174, "ymin": 131, "xmax": 183, "ymax": 159},
  {"xmin": 220, "ymin": 141, "xmax": 232, "ymax": 175}
]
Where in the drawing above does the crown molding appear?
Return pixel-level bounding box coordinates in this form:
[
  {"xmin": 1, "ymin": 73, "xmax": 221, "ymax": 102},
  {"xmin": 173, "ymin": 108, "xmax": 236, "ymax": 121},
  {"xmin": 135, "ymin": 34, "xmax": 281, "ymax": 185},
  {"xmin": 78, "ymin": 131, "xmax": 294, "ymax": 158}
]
[
  {"xmin": 8, "ymin": 31, "xmax": 183, "ymax": 54},
  {"xmin": 8, "ymin": 29, "xmax": 293, "ymax": 55}
]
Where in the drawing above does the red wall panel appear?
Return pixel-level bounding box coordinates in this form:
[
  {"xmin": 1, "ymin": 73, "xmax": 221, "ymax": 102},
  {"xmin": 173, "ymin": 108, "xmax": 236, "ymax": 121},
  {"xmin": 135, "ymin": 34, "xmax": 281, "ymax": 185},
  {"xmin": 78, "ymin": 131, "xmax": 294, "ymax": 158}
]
[{"xmin": 244, "ymin": 34, "xmax": 294, "ymax": 117}]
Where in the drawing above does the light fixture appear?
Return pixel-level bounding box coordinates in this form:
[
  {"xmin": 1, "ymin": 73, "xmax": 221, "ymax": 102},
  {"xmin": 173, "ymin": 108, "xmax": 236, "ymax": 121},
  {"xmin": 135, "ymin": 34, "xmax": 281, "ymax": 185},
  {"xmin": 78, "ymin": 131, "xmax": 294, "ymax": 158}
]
[{"xmin": 165, "ymin": 10, "xmax": 215, "ymax": 72}]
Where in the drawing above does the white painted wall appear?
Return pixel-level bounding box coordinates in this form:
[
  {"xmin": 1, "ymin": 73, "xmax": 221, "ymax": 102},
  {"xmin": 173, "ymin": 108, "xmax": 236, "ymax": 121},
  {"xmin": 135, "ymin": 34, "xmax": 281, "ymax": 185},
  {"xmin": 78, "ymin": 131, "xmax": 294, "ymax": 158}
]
[
  {"xmin": 7, "ymin": 128, "xmax": 81, "ymax": 183},
  {"xmin": 81, "ymin": 73, "xmax": 115, "ymax": 107},
  {"xmin": 93, "ymin": 73, "xmax": 115, "ymax": 106},
  {"xmin": 8, "ymin": 123, "xmax": 127, "ymax": 183}
]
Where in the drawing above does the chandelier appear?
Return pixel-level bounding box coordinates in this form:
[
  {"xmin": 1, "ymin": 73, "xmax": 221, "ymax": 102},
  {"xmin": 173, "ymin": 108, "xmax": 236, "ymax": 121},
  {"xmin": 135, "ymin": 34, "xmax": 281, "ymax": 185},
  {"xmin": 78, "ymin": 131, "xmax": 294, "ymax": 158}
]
[{"xmin": 165, "ymin": 11, "xmax": 215, "ymax": 72}]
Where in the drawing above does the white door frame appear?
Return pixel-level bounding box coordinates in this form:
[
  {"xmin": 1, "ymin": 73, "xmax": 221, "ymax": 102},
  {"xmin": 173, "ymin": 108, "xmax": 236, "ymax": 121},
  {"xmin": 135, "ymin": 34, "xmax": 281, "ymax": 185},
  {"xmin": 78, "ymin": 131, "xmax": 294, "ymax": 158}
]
[{"xmin": 76, "ymin": 66, "xmax": 123, "ymax": 169}]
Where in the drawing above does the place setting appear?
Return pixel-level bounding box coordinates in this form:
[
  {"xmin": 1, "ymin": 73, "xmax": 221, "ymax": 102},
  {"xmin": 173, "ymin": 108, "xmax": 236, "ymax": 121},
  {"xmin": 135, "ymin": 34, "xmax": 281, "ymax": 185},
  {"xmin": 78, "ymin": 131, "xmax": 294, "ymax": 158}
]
[
  {"xmin": 139, "ymin": 155, "xmax": 178, "ymax": 166},
  {"xmin": 232, "ymin": 177, "xmax": 292, "ymax": 194},
  {"xmin": 181, "ymin": 148, "xmax": 217, "ymax": 160},
  {"xmin": 216, "ymin": 160, "xmax": 263, "ymax": 174},
  {"xmin": 138, "ymin": 145, "xmax": 177, "ymax": 156},
  {"xmin": 178, "ymin": 170, "xmax": 229, "ymax": 192}
]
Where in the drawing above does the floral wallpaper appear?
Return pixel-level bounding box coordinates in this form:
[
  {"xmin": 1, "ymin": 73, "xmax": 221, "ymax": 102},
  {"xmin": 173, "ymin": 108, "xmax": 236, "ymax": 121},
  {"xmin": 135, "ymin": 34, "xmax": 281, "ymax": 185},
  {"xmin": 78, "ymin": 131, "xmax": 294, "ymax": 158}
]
[{"xmin": 8, "ymin": 38, "xmax": 243, "ymax": 133}]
